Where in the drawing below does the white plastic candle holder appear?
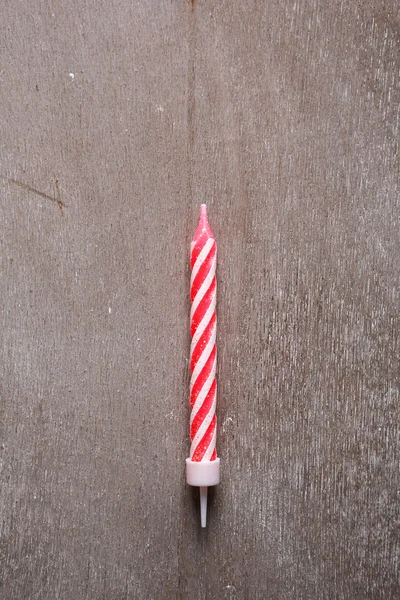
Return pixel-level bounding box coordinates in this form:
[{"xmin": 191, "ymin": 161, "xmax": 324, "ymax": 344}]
[{"xmin": 186, "ymin": 458, "xmax": 220, "ymax": 527}]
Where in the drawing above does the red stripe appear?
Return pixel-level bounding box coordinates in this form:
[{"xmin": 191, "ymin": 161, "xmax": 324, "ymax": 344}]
[
  {"xmin": 190, "ymin": 313, "xmax": 216, "ymax": 372},
  {"xmin": 190, "ymin": 242, "xmax": 216, "ymax": 302},
  {"xmin": 210, "ymin": 448, "xmax": 217, "ymax": 461},
  {"xmin": 190, "ymin": 380, "xmax": 216, "ymax": 439},
  {"xmin": 190, "ymin": 346, "xmax": 216, "ymax": 408},
  {"xmin": 190, "ymin": 277, "xmax": 216, "ymax": 337},
  {"xmin": 192, "ymin": 414, "xmax": 217, "ymax": 461},
  {"xmin": 191, "ymin": 232, "xmax": 211, "ymax": 268}
]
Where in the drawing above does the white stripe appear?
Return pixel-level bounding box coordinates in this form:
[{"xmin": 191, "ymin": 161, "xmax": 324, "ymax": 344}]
[
  {"xmin": 190, "ymin": 327, "xmax": 216, "ymax": 391},
  {"xmin": 190, "ymin": 255, "xmax": 216, "ymax": 320},
  {"xmin": 190, "ymin": 361, "xmax": 216, "ymax": 426},
  {"xmin": 190, "ymin": 239, "xmax": 214, "ymax": 286},
  {"xmin": 190, "ymin": 296, "xmax": 216, "ymax": 358},
  {"xmin": 190, "ymin": 393, "xmax": 217, "ymax": 458},
  {"xmin": 202, "ymin": 423, "xmax": 217, "ymax": 460}
]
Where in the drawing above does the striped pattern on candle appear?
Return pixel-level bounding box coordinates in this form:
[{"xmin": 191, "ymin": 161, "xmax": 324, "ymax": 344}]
[{"xmin": 190, "ymin": 231, "xmax": 217, "ymax": 462}]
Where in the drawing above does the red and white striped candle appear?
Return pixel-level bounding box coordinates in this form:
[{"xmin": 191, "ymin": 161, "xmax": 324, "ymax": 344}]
[{"xmin": 186, "ymin": 204, "xmax": 220, "ymax": 527}]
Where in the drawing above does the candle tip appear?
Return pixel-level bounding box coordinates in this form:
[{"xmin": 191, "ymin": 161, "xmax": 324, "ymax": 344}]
[
  {"xmin": 192, "ymin": 204, "xmax": 214, "ymax": 244},
  {"xmin": 200, "ymin": 486, "xmax": 208, "ymax": 528}
]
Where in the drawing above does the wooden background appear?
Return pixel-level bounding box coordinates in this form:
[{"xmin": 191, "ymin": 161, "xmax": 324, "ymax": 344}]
[{"xmin": 1, "ymin": 1, "xmax": 399, "ymax": 598}]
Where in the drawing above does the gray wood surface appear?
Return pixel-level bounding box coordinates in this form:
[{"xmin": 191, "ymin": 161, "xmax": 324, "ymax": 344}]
[{"xmin": 1, "ymin": 1, "xmax": 399, "ymax": 598}]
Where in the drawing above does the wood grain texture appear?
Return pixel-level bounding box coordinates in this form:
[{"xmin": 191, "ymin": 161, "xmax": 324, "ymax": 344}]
[{"xmin": 1, "ymin": 1, "xmax": 399, "ymax": 598}]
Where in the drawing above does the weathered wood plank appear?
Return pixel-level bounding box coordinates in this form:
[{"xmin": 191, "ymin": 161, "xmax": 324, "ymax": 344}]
[{"xmin": 1, "ymin": 1, "xmax": 399, "ymax": 598}]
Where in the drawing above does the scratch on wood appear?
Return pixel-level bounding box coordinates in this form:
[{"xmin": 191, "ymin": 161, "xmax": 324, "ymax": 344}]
[
  {"xmin": 187, "ymin": 0, "xmax": 196, "ymax": 204},
  {"xmin": 2, "ymin": 177, "xmax": 65, "ymax": 213},
  {"xmin": 55, "ymin": 179, "xmax": 63, "ymax": 215}
]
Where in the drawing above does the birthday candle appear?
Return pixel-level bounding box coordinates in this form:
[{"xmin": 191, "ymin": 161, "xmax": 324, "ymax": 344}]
[{"xmin": 186, "ymin": 204, "xmax": 220, "ymax": 527}]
